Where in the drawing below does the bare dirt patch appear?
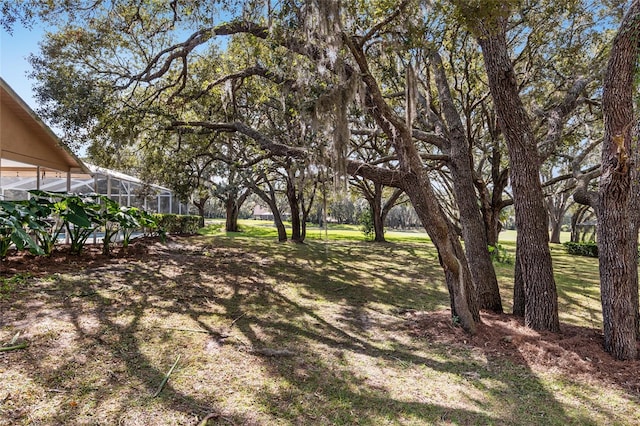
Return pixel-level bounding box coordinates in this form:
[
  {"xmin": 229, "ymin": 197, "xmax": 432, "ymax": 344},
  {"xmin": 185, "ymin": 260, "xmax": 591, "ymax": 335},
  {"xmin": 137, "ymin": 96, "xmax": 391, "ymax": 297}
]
[{"xmin": 0, "ymin": 236, "xmax": 165, "ymax": 277}]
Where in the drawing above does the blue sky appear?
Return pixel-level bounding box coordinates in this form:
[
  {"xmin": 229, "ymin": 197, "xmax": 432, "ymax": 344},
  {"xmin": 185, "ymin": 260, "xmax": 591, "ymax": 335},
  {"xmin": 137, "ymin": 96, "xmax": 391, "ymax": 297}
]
[{"xmin": 0, "ymin": 23, "xmax": 45, "ymax": 110}]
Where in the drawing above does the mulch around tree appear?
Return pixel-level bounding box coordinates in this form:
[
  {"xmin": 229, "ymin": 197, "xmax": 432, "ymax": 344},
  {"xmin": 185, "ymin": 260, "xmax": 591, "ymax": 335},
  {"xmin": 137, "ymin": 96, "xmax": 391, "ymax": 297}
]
[
  {"xmin": 405, "ymin": 310, "xmax": 640, "ymax": 395},
  {"xmin": 0, "ymin": 236, "xmax": 178, "ymax": 276}
]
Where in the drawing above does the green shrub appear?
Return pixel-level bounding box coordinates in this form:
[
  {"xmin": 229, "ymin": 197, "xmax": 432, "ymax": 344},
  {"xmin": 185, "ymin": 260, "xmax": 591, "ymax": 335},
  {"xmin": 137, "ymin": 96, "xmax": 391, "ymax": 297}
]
[
  {"xmin": 0, "ymin": 200, "xmax": 46, "ymax": 257},
  {"xmin": 0, "ymin": 192, "xmax": 166, "ymax": 257},
  {"xmin": 563, "ymin": 241, "xmax": 598, "ymax": 257},
  {"xmin": 96, "ymin": 197, "xmax": 161, "ymax": 254},
  {"xmin": 153, "ymin": 214, "xmax": 201, "ymax": 234}
]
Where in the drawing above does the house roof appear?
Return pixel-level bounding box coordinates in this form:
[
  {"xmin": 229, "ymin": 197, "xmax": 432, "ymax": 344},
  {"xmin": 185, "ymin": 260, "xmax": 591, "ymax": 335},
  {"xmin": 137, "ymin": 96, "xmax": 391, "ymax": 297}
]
[
  {"xmin": 0, "ymin": 77, "xmax": 88, "ymax": 174},
  {"xmin": 85, "ymin": 163, "xmax": 173, "ymax": 193}
]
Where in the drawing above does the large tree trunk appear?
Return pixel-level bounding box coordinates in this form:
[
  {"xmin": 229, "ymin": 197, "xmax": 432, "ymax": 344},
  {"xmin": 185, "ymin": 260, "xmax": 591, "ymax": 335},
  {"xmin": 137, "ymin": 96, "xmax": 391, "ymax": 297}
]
[
  {"xmin": 598, "ymin": 0, "xmax": 640, "ymax": 360},
  {"xmin": 474, "ymin": 17, "xmax": 560, "ymax": 332},
  {"xmin": 430, "ymin": 51, "xmax": 503, "ymax": 313},
  {"xmin": 402, "ymin": 173, "xmax": 480, "ymax": 332},
  {"xmin": 512, "ymin": 245, "xmax": 525, "ymax": 317}
]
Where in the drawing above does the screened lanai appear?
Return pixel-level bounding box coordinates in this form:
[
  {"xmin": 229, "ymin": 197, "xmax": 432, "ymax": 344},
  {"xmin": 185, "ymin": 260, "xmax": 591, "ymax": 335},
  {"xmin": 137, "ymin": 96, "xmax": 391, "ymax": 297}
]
[
  {"xmin": 1, "ymin": 162, "xmax": 189, "ymax": 214},
  {"xmin": 88, "ymin": 164, "xmax": 188, "ymax": 214}
]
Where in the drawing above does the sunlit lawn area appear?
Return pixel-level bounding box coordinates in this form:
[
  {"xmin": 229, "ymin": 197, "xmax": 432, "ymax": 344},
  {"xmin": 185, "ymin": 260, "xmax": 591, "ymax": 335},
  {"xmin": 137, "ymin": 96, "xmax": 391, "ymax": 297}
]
[{"xmin": 0, "ymin": 220, "xmax": 637, "ymax": 425}]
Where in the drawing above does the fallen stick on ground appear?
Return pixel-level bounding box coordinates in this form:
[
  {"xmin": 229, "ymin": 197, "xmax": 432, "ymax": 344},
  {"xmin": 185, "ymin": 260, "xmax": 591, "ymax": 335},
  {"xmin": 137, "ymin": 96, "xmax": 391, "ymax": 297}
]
[
  {"xmin": 152, "ymin": 354, "xmax": 181, "ymax": 398},
  {"xmin": 152, "ymin": 326, "xmax": 226, "ymax": 336},
  {"xmin": 198, "ymin": 412, "xmax": 236, "ymax": 425},
  {"xmin": 248, "ymin": 347, "xmax": 296, "ymax": 357},
  {"xmin": 229, "ymin": 313, "xmax": 246, "ymax": 327},
  {"xmin": 66, "ymin": 291, "xmax": 98, "ymax": 299},
  {"xmin": 0, "ymin": 343, "xmax": 28, "ymax": 352}
]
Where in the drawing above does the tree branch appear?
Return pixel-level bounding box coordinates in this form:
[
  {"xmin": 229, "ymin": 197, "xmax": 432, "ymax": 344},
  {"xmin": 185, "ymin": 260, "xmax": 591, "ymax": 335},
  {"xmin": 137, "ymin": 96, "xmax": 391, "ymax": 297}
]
[
  {"xmin": 359, "ymin": 0, "xmax": 411, "ymax": 46},
  {"xmin": 192, "ymin": 65, "xmax": 293, "ymax": 100},
  {"xmin": 346, "ymin": 160, "xmax": 406, "ymax": 188},
  {"xmin": 538, "ymin": 77, "xmax": 591, "ymax": 160},
  {"xmin": 170, "ymin": 120, "xmax": 307, "ymax": 159}
]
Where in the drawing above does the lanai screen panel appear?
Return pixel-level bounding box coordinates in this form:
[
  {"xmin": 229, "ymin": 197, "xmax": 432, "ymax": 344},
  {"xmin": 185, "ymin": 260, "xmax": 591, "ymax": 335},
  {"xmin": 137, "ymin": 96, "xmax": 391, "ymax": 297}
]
[{"xmin": 87, "ymin": 164, "xmax": 185, "ymax": 214}]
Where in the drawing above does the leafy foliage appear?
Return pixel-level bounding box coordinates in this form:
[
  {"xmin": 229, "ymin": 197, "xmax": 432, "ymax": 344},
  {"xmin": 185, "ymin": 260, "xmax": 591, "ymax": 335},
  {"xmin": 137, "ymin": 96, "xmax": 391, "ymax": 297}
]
[
  {"xmin": 359, "ymin": 208, "xmax": 375, "ymax": 241},
  {"xmin": 98, "ymin": 197, "xmax": 159, "ymax": 254},
  {"xmin": 0, "ymin": 200, "xmax": 45, "ymax": 258},
  {"xmin": 488, "ymin": 244, "xmax": 513, "ymax": 264},
  {"xmin": 0, "ymin": 191, "xmax": 164, "ymax": 257}
]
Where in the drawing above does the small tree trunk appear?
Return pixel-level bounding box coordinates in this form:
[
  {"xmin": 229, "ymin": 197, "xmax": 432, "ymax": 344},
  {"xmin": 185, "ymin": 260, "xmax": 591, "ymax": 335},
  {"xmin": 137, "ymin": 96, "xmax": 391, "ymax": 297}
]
[
  {"xmin": 549, "ymin": 221, "xmax": 562, "ymax": 244},
  {"xmin": 570, "ymin": 210, "xmax": 580, "ymax": 243},
  {"xmin": 484, "ymin": 211, "xmax": 497, "ymax": 247},
  {"xmin": 273, "ymin": 210, "xmax": 288, "ymax": 242},
  {"xmin": 301, "ymin": 212, "xmax": 308, "ymax": 241},
  {"xmin": 476, "ymin": 154, "xmax": 509, "ymax": 249},
  {"xmin": 250, "ymin": 181, "xmax": 287, "ymax": 242},
  {"xmin": 481, "ymin": 204, "xmax": 503, "ymax": 248},
  {"xmin": 197, "ymin": 204, "xmax": 206, "ymax": 228},
  {"xmin": 547, "ymin": 196, "xmax": 568, "ymax": 244},
  {"xmin": 372, "ymin": 184, "xmax": 385, "ymax": 242},
  {"xmin": 287, "ymin": 180, "xmax": 303, "ymax": 243},
  {"xmin": 225, "ymin": 198, "xmax": 240, "ymax": 232},
  {"xmin": 372, "ymin": 208, "xmax": 385, "ymax": 242}
]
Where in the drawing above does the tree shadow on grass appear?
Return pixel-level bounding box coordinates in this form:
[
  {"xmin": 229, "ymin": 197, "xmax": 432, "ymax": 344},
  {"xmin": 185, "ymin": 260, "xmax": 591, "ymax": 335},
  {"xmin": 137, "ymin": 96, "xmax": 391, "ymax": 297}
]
[
  {"xmin": 0, "ymin": 248, "xmax": 266, "ymax": 424},
  {"xmin": 228, "ymin": 285, "xmax": 605, "ymax": 425},
  {"xmin": 0, "ymin": 236, "xmax": 635, "ymax": 425}
]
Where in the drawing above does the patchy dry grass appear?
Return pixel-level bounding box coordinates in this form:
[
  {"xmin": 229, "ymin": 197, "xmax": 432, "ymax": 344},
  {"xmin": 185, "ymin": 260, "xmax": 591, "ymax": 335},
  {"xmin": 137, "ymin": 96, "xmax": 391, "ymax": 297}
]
[{"xmin": 0, "ymin": 230, "xmax": 639, "ymax": 425}]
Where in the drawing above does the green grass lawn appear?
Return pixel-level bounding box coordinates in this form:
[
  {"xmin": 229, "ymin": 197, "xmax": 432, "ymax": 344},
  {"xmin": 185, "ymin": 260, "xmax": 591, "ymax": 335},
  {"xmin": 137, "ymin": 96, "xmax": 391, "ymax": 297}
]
[
  {"xmin": 202, "ymin": 220, "xmax": 600, "ymax": 329},
  {"xmin": 0, "ymin": 221, "xmax": 637, "ymax": 425}
]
